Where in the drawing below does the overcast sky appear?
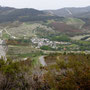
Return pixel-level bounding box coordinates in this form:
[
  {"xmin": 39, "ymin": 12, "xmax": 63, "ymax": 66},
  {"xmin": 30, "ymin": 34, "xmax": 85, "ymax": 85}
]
[{"xmin": 0, "ymin": 0, "xmax": 90, "ymax": 10}]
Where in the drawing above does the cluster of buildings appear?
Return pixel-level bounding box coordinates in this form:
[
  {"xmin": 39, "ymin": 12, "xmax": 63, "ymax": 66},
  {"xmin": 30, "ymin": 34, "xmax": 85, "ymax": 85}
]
[{"xmin": 31, "ymin": 37, "xmax": 71, "ymax": 49}]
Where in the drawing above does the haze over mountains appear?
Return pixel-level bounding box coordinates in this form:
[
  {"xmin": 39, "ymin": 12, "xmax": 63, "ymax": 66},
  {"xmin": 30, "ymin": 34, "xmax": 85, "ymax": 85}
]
[
  {"xmin": 44, "ymin": 6, "xmax": 90, "ymax": 18},
  {"xmin": 0, "ymin": 6, "xmax": 90, "ymax": 23},
  {"xmin": 0, "ymin": 6, "xmax": 59, "ymax": 23}
]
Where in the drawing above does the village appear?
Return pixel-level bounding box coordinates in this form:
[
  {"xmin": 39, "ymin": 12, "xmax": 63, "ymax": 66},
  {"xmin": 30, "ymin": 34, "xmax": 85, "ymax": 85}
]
[{"xmin": 31, "ymin": 37, "xmax": 71, "ymax": 49}]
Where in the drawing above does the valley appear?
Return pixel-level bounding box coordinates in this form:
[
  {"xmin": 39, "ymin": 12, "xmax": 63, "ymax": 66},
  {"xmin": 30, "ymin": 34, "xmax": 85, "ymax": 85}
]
[{"xmin": 0, "ymin": 6, "xmax": 90, "ymax": 90}]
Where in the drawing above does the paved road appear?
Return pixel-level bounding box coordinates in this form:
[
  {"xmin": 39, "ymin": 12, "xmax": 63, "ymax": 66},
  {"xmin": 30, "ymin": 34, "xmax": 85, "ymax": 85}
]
[
  {"xmin": 39, "ymin": 56, "xmax": 47, "ymax": 66},
  {"xmin": 0, "ymin": 39, "xmax": 7, "ymax": 60}
]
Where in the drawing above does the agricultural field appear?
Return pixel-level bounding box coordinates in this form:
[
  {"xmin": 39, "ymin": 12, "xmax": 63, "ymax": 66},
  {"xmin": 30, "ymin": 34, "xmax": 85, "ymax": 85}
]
[
  {"xmin": 2, "ymin": 21, "xmax": 89, "ymax": 60},
  {"xmin": 1, "ymin": 22, "xmax": 55, "ymax": 39},
  {"xmin": 7, "ymin": 45, "xmax": 43, "ymax": 59}
]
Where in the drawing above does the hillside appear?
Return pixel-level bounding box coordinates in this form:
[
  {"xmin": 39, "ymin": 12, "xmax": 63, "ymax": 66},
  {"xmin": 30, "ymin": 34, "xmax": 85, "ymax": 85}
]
[
  {"xmin": 0, "ymin": 6, "xmax": 90, "ymax": 56},
  {"xmin": 0, "ymin": 6, "xmax": 60, "ymax": 23},
  {"xmin": 44, "ymin": 6, "xmax": 90, "ymax": 18},
  {"xmin": 0, "ymin": 3, "xmax": 90, "ymax": 90}
]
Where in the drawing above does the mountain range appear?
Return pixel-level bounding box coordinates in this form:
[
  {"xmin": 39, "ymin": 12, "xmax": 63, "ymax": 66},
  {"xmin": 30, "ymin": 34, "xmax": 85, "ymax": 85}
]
[
  {"xmin": 0, "ymin": 6, "xmax": 90, "ymax": 23},
  {"xmin": 45, "ymin": 6, "xmax": 90, "ymax": 18},
  {"xmin": 0, "ymin": 6, "xmax": 59, "ymax": 23}
]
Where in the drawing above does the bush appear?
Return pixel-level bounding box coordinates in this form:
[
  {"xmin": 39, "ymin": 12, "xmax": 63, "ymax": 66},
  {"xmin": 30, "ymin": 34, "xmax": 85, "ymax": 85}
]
[{"xmin": 44, "ymin": 53, "xmax": 90, "ymax": 90}]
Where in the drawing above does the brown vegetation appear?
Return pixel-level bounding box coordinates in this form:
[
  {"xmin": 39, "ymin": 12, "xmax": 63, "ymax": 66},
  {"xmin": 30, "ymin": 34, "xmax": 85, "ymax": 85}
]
[
  {"xmin": 44, "ymin": 53, "xmax": 90, "ymax": 90},
  {"xmin": 50, "ymin": 22, "xmax": 83, "ymax": 34},
  {"xmin": 0, "ymin": 53, "xmax": 90, "ymax": 90}
]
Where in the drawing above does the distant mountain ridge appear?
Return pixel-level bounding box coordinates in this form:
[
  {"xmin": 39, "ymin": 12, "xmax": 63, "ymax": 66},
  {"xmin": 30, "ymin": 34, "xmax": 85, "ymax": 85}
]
[
  {"xmin": 0, "ymin": 6, "xmax": 60, "ymax": 23},
  {"xmin": 0, "ymin": 6, "xmax": 90, "ymax": 37},
  {"xmin": 0, "ymin": 6, "xmax": 90, "ymax": 23},
  {"xmin": 44, "ymin": 6, "xmax": 90, "ymax": 18}
]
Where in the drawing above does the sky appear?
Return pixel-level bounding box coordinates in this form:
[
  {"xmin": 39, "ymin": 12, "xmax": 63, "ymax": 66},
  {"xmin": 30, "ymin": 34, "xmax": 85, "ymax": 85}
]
[{"xmin": 0, "ymin": 0, "xmax": 90, "ymax": 10}]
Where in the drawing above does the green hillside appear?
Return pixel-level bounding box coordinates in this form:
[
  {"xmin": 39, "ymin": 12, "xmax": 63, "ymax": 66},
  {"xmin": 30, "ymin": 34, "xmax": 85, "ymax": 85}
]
[{"xmin": 63, "ymin": 18, "xmax": 85, "ymax": 29}]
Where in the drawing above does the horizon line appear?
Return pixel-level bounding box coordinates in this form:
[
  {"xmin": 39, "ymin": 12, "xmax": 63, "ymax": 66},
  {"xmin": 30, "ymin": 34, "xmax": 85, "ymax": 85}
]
[{"xmin": 0, "ymin": 5, "xmax": 90, "ymax": 10}]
